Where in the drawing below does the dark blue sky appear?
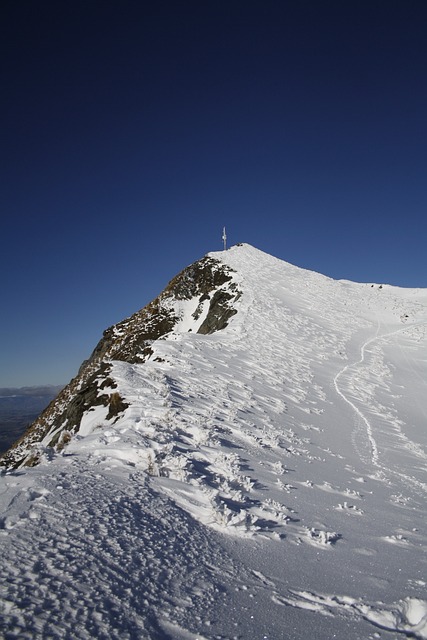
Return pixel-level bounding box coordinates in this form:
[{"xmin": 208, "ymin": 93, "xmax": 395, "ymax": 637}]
[{"xmin": 2, "ymin": 1, "xmax": 427, "ymax": 387}]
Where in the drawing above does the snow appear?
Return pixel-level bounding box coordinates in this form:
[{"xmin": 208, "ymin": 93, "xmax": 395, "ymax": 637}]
[{"xmin": 1, "ymin": 243, "xmax": 427, "ymax": 639}]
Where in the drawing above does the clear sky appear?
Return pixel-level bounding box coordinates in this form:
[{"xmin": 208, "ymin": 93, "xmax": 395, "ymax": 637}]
[{"xmin": 2, "ymin": 1, "xmax": 427, "ymax": 388}]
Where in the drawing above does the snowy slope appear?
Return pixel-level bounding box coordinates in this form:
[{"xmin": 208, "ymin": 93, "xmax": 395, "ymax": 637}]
[{"xmin": 1, "ymin": 244, "xmax": 427, "ymax": 639}]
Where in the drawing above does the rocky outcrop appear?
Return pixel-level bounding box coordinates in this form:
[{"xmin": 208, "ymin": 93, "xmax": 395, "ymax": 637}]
[
  {"xmin": 0, "ymin": 255, "xmax": 240, "ymax": 470},
  {"xmin": 198, "ymin": 289, "xmax": 239, "ymax": 334}
]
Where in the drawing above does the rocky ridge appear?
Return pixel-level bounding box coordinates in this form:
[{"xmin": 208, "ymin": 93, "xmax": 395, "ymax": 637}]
[{"xmin": 0, "ymin": 255, "xmax": 240, "ymax": 470}]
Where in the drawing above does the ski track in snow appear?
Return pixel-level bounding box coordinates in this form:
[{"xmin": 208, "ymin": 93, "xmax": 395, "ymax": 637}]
[
  {"xmin": 334, "ymin": 324, "xmax": 381, "ymax": 468},
  {"xmin": 1, "ymin": 244, "xmax": 427, "ymax": 639},
  {"xmin": 334, "ymin": 320, "xmax": 427, "ymax": 498}
]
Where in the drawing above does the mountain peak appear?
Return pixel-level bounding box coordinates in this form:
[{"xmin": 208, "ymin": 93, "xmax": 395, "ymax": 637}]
[
  {"xmin": 3, "ymin": 244, "xmax": 426, "ymax": 470},
  {"xmin": 1, "ymin": 245, "xmax": 427, "ymax": 639}
]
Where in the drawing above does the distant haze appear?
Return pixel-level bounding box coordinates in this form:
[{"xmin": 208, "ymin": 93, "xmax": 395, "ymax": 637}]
[{"xmin": 0, "ymin": 386, "xmax": 63, "ymax": 454}]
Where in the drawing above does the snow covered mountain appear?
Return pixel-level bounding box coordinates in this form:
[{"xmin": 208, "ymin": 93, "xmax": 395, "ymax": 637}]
[
  {"xmin": 0, "ymin": 254, "xmax": 241, "ymax": 470},
  {"xmin": 1, "ymin": 244, "xmax": 427, "ymax": 639}
]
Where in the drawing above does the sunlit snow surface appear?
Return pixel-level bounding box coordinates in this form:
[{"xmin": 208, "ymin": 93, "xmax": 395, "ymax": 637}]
[{"xmin": 1, "ymin": 244, "xmax": 427, "ymax": 639}]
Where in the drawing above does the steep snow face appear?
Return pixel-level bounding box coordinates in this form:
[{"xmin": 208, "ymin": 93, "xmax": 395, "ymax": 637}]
[{"xmin": 1, "ymin": 244, "xmax": 427, "ymax": 639}]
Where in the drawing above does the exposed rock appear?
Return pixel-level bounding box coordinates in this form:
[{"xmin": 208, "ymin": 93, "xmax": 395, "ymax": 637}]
[{"xmin": 198, "ymin": 288, "xmax": 240, "ymax": 334}]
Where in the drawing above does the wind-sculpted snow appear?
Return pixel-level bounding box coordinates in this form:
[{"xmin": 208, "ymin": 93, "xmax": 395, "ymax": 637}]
[
  {"xmin": 0, "ymin": 460, "xmax": 246, "ymax": 639},
  {"xmin": 273, "ymin": 591, "xmax": 427, "ymax": 638},
  {"xmin": 1, "ymin": 243, "xmax": 427, "ymax": 639}
]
